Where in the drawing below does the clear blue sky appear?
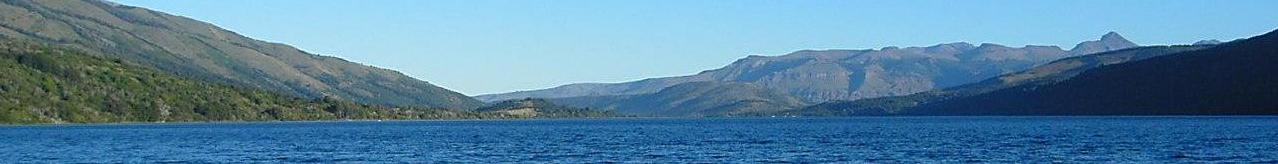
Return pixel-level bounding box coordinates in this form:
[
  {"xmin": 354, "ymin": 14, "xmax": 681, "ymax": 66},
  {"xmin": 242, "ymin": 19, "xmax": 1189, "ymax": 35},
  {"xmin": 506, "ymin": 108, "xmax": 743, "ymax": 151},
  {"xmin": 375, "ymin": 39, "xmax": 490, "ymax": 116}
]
[{"xmin": 112, "ymin": 0, "xmax": 1278, "ymax": 96}]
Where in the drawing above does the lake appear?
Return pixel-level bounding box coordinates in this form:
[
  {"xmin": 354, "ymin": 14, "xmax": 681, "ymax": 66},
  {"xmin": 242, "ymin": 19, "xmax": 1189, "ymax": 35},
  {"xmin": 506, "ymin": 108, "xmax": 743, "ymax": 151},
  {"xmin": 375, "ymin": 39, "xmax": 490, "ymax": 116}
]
[{"xmin": 2, "ymin": 117, "xmax": 1276, "ymax": 163}]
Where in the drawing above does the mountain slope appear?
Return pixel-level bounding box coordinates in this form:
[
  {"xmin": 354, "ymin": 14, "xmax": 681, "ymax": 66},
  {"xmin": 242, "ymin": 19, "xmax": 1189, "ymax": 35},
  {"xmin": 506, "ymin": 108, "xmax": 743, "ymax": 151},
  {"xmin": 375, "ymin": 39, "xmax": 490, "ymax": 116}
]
[
  {"xmin": 912, "ymin": 29, "xmax": 1278, "ymax": 115},
  {"xmin": 803, "ymin": 29, "xmax": 1278, "ymax": 116},
  {"xmin": 0, "ymin": 41, "xmax": 497, "ymax": 124},
  {"xmin": 795, "ymin": 45, "xmax": 1211, "ymax": 115},
  {"xmin": 551, "ymin": 81, "xmax": 807, "ymax": 117},
  {"xmin": 1067, "ymin": 32, "xmax": 1139, "ymax": 56},
  {"xmin": 0, "ymin": 0, "xmax": 482, "ymax": 109},
  {"xmin": 479, "ymin": 33, "xmax": 1139, "ymax": 103}
]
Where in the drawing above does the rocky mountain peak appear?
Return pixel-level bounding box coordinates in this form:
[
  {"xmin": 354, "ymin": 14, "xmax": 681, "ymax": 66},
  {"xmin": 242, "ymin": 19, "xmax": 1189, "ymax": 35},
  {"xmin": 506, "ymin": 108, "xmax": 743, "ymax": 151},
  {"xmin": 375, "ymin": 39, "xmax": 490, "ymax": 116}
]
[
  {"xmin": 1101, "ymin": 31, "xmax": 1125, "ymax": 41},
  {"xmin": 977, "ymin": 43, "xmax": 1006, "ymax": 48},
  {"xmin": 974, "ymin": 43, "xmax": 1012, "ymax": 51},
  {"xmin": 1068, "ymin": 32, "xmax": 1139, "ymax": 56},
  {"xmin": 924, "ymin": 42, "xmax": 976, "ymax": 53}
]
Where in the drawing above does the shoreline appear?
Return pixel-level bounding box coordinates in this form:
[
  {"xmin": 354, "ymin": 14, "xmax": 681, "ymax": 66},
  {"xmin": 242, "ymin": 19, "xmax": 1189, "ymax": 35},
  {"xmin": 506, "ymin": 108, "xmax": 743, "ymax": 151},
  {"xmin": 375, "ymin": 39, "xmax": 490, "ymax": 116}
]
[{"xmin": 5, "ymin": 115, "xmax": 1278, "ymax": 126}]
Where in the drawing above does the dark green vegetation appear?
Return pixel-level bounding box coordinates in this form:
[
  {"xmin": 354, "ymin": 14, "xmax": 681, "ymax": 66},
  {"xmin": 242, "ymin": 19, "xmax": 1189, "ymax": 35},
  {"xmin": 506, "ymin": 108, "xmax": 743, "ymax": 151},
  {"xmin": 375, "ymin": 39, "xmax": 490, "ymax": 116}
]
[
  {"xmin": 0, "ymin": 0, "xmax": 482, "ymax": 109},
  {"xmin": 799, "ymin": 29, "xmax": 1278, "ymax": 116},
  {"xmin": 552, "ymin": 82, "xmax": 807, "ymax": 117},
  {"xmin": 475, "ymin": 98, "xmax": 618, "ymax": 118},
  {"xmin": 0, "ymin": 41, "xmax": 508, "ymax": 124}
]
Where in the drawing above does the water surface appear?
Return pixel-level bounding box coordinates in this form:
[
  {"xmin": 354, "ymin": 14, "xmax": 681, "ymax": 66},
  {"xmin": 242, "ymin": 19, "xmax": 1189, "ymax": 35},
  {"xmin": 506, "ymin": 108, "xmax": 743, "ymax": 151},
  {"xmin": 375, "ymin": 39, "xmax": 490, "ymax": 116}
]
[{"xmin": 2, "ymin": 117, "xmax": 1276, "ymax": 163}]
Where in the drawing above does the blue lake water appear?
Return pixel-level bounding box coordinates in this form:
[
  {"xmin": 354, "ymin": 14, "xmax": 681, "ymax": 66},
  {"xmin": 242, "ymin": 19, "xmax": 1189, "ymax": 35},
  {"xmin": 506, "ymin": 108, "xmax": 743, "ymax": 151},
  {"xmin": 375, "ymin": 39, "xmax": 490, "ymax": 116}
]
[{"xmin": 2, "ymin": 117, "xmax": 1277, "ymax": 163}]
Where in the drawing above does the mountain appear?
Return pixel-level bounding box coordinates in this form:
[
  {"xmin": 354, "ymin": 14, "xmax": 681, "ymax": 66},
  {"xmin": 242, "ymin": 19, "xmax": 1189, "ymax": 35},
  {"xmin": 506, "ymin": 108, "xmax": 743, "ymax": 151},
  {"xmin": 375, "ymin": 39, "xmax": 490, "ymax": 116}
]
[
  {"xmin": 802, "ymin": 29, "xmax": 1278, "ymax": 116},
  {"xmin": 0, "ymin": 41, "xmax": 500, "ymax": 124},
  {"xmin": 474, "ymin": 98, "xmax": 618, "ymax": 118},
  {"xmin": 550, "ymin": 81, "xmax": 808, "ymax": 117},
  {"xmin": 479, "ymin": 32, "xmax": 1140, "ymax": 103},
  {"xmin": 1194, "ymin": 39, "xmax": 1223, "ymax": 45},
  {"xmin": 795, "ymin": 45, "xmax": 1212, "ymax": 115},
  {"xmin": 1067, "ymin": 32, "xmax": 1140, "ymax": 56},
  {"xmin": 0, "ymin": 0, "xmax": 482, "ymax": 109}
]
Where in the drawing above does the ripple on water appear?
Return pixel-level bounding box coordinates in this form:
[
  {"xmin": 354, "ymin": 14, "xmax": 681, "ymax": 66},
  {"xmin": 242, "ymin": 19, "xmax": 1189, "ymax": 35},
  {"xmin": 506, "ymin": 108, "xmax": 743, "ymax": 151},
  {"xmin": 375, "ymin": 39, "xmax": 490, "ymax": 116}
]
[{"xmin": 1, "ymin": 117, "xmax": 1277, "ymax": 163}]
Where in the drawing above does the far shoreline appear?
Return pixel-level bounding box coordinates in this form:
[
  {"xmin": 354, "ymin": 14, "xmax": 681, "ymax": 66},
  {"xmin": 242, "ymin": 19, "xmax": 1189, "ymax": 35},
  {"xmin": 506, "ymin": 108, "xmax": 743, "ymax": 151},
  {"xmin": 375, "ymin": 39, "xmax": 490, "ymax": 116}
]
[{"xmin": 4, "ymin": 115, "xmax": 1278, "ymax": 126}]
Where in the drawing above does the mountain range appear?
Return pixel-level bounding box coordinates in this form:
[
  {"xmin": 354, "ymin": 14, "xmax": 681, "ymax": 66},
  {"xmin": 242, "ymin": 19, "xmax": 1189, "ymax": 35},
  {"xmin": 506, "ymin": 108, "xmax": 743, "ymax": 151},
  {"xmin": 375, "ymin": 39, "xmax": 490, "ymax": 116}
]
[
  {"xmin": 795, "ymin": 45, "xmax": 1211, "ymax": 115},
  {"xmin": 0, "ymin": 0, "xmax": 482, "ymax": 109},
  {"xmin": 479, "ymin": 32, "xmax": 1139, "ymax": 105},
  {"xmin": 480, "ymin": 32, "xmax": 1140, "ymax": 116},
  {"xmin": 799, "ymin": 29, "xmax": 1278, "ymax": 116}
]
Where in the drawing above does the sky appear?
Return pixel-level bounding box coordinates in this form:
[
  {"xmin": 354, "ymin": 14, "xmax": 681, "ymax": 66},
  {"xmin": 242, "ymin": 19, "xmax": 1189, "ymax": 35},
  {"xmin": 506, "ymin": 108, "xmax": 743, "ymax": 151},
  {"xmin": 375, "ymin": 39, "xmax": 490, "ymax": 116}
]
[{"xmin": 111, "ymin": 0, "xmax": 1278, "ymax": 96}]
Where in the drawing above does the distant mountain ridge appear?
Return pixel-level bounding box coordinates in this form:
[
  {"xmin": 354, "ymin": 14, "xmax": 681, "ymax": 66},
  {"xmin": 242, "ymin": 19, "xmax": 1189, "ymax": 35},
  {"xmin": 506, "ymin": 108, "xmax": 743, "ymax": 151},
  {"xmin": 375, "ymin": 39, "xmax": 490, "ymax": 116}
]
[
  {"xmin": 799, "ymin": 28, "xmax": 1278, "ymax": 116},
  {"xmin": 479, "ymin": 32, "xmax": 1140, "ymax": 103},
  {"xmin": 550, "ymin": 81, "xmax": 807, "ymax": 117},
  {"xmin": 794, "ymin": 45, "xmax": 1211, "ymax": 116},
  {"xmin": 0, "ymin": 0, "xmax": 482, "ymax": 109}
]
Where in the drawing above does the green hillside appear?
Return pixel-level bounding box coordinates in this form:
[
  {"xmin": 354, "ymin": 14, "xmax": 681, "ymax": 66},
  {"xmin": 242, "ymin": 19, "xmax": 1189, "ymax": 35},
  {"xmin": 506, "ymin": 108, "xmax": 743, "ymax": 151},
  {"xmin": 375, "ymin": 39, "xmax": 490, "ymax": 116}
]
[
  {"xmin": 0, "ymin": 41, "xmax": 494, "ymax": 124},
  {"xmin": 0, "ymin": 0, "xmax": 483, "ymax": 109}
]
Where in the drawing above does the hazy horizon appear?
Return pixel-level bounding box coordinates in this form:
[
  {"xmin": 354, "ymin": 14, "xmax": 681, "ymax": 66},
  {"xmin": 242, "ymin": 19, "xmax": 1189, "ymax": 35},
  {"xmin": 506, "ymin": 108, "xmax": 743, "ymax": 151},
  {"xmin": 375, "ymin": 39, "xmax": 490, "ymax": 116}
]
[{"xmin": 111, "ymin": 0, "xmax": 1278, "ymax": 95}]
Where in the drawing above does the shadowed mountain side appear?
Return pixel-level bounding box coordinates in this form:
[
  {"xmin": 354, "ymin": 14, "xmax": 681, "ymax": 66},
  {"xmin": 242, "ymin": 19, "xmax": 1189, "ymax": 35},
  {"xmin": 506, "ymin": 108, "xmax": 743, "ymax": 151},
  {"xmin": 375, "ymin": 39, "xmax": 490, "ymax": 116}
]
[
  {"xmin": 910, "ymin": 29, "xmax": 1278, "ymax": 115},
  {"xmin": 0, "ymin": 0, "xmax": 482, "ymax": 109},
  {"xmin": 799, "ymin": 28, "xmax": 1278, "ymax": 116},
  {"xmin": 792, "ymin": 45, "xmax": 1212, "ymax": 116}
]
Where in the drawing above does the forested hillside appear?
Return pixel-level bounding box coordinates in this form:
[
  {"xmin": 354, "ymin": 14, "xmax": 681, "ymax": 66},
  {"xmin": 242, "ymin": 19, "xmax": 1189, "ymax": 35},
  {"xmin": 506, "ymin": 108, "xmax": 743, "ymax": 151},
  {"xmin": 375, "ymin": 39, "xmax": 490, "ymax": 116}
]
[
  {"xmin": 475, "ymin": 98, "xmax": 618, "ymax": 118},
  {"xmin": 0, "ymin": 41, "xmax": 495, "ymax": 124},
  {"xmin": 0, "ymin": 0, "xmax": 482, "ymax": 109}
]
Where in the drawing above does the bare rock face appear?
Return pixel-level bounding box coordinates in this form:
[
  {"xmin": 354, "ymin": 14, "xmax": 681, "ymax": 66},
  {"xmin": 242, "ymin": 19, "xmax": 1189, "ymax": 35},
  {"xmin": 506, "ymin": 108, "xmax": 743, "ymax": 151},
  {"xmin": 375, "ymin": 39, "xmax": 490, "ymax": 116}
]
[
  {"xmin": 0, "ymin": 0, "xmax": 482, "ymax": 109},
  {"xmin": 480, "ymin": 33, "xmax": 1138, "ymax": 104}
]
